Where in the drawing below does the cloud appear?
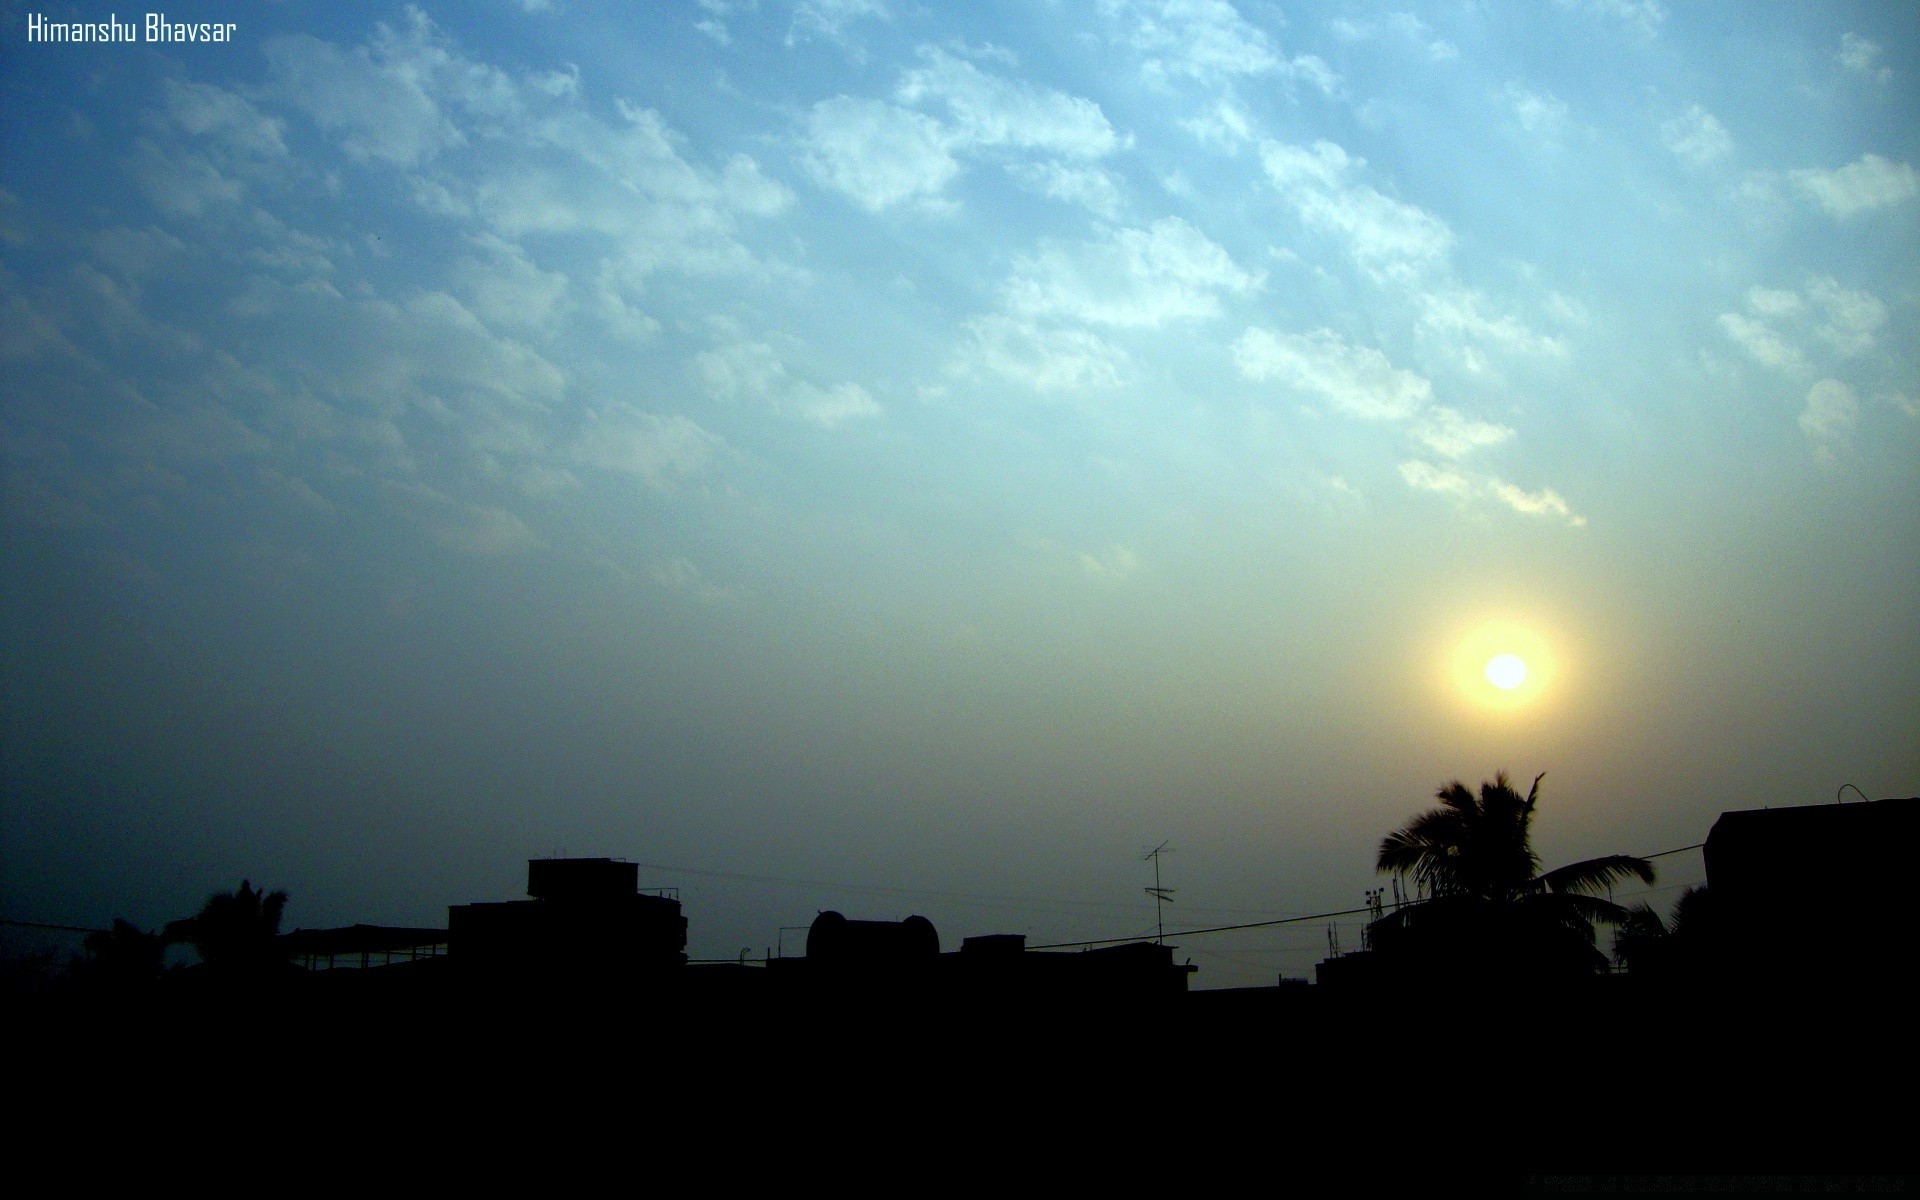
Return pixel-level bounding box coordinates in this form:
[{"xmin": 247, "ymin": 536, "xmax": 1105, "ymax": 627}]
[
  {"xmin": 263, "ymin": 12, "xmax": 791, "ymax": 282},
  {"xmin": 1111, "ymin": 0, "xmax": 1277, "ymax": 83},
  {"xmin": 387, "ymin": 481, "xmax": 542, "ymax": 555},
  {"xmin": 960, "ymin": 314, "xmax": 1131, "ymax": 393},
  {"xmin": 697, "ymin": 332, "xmax": 883, "ymax": 425},
  {"xmin": 1501, "ymin": 83, "xmax": 1572, "ymax": 143},
  {"xmin": 1400, "ymin": 461, "xmax": 1587, "ymax": 526},
  {"xmin": 1079, "ymin": 543, "xmax": 1141, "ymax": 580},
  {"xmin": 1792, "ymin": 154, "xmax": 1919, "ymax": 218},
  {"xmin": 1558, "ymin": 0, "xmax": 1663, "ymax": 38},
  {"xmin": 1717, "ymin": 312, "xmax": 1808, "ymax": 373},
  {"xmin": 1234, "ymin": 327, "xmax": 1430, "ymax": 420},
  {"xmin": 1008, "ymin": 162, "xmax": 1125, "ymax": 217},
  {"xmin": 1414, "ymin": 406, "xmax": 1516, "ymax": 458},
  {"xmin": 1417, "ymin": 289, "xmax": 1566, "ymax": 368},
  {"xmin": 1839, "ymin": 33, "xmax": 1892, "ymax": 84},
  {"xmin": 896, "ymin": 48, "xmax": 1121, "ymax": 159},
  {"xmin": 1260, "ymin": 138, "xmax": 1453, "ymax": 279},
  {"xmin": 1799, "ymin": 379, "xmax": 1857, "ymax": 460},
  {"xmin": 650, "ymin": 555, "xmax": 741, "ymax": 604},
  {"xmin": 1718, "ymin": 276, "xmax": 1885, "ymax": 373},
  {"xmin": 1003, "ymin": 217, "xmax": 1260, "ymax": 328},
  {"xmin": 789, "ymin": 0, "xmax": 890, "ymax": 58},
  {"xmin": 801, "ymin": 49, "xmax": 1121, "ymax": 213},
  {"xmin": 1660, "ymin": 104, "xmax": 1732, "ymax": 166},
  {"xmin": 573, "ymin": 407, "xmax": 721, "ymax": 490}
]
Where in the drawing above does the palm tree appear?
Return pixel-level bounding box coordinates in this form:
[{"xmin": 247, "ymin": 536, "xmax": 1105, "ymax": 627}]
[
  {"xmin": 165, "ymin": 880, "xmax": 290, "ymax": 975},
  {"xmin": 1613, "ymin": 885, "xmax": 1716, "ymax": 981},
  {"xmin": 1371, "ymin": 772, "xmax": 1654, "ymax": 980}
]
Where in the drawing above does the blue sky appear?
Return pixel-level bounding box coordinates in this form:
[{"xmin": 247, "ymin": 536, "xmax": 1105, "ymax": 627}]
[{"xmin": 3, "ymin": 0, "xmax": 1915, "ymax": 985}]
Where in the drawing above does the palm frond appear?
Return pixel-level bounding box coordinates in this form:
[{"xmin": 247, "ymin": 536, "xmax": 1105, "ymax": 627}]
[{"xmin": 1536, "ymin": 855, "xmax": 1656, "ymax": 896}]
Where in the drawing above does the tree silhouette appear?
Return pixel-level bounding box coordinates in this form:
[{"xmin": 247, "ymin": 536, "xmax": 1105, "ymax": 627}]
[
  {"xmin": 1371, "ymin": 772, "xmax": 1655, "ymax": 980},
  {"xmin": 1613, "ymin": 884, "xmax": 1717, "ymax": 981},
  {"xmin": 166, "ymin": 880, "xmax": 290, "ymax": 975}
]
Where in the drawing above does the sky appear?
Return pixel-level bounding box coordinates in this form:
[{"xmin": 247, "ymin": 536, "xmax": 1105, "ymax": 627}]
[{"xmin": 2, "ymin": 0, "xmax": 1915, "ymax": 988}]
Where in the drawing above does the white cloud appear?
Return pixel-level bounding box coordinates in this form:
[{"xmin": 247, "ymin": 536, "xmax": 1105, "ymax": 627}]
[
  {"xmin": 1112, "ymin": 0, "xmax": 1278, "ymax": 83},
  {"xmin": 1234, "ymin": 327, "xmax": 1430, "ymax": 420},
  {"xmin": 163, "ymin": 80, "xmax": 289, "ymax": 160},
  {"xmin": 789, "ymin": 0, "xmax": 890, "ymax": 57},
  {"xmin": 1398, "ymin": 459, "xmax": 1471, "ymax": 496},
  {"xmin": 1003, "ymin": 217, "xmax": 1260, "ymax": 328},
  {"xmin": 1804, "ymin": 277, "xmax": 1885, "ymax": 357},
  {"xmin": 1399, "ymin": 461, "xmax": 1586, "ymax": 525},
  {"xmin": 788, "ymin": 381, "xmax": 883, "ymax": 427},
  {"xmin": 1840, "ymin": 33, "xmax": 1892, "ymax": 84},
  {"xmin": 1417, "ymin": 289, "xmax": 1566, "ymax": 368},
  {"xmin": 1260, "ymin": 139, "xmax": 1453, "ymax": 279},
  {"xmin": 1489, "ymin": 480, "xmax": 1584, "ymax": 524},
  {"xmin": 265, "ymin": 13, "xmax": 475, "ymax": 167},
  {"xmin": 961, "ymin": 314, "xmax": 1131, "ymax": 393},
  {"xmin": 697, "ymin": 332, "xmax": 883, "ymax": 424},
  {"xmin": 1718, "ymin": 312, "xmax": 1808, "ymax": 373},
  {"xmin": 1559, "ymin": 0, "xmax": 1663, "ymax": 38},
  {"xmin": 1718, "ymin": 277, "xmax": 1884, "ymax": 373},
  {"xmin": 573, "ymin": 408, "xmax": 721, "ymax": 491},
  {"xmin": 801, "ymin": 96, "xmax": 960, "ymax": 212},
  {"xmin": 1660, "ymin": 104, "xmax": 1732, "ymax": 166},
  {"xmin": 896, "ymin": 48, "xmax": 1121, "ymax": 160},
  {"xmin": 1501, "ymin": 83, "xmax": 1571, "ymax": 142},
  {"xmin": 1079, "ymin": 543, "xmax": 1141, "ymax": 580},
  {"xmin": 1008, "ymin": 162, "xmax": 1125, "ymax": 217},
  {"xmin": 1799, "ymin": 378, "xmax": 1857, "ymax": 460},
  {"xmin": 1414, "ymin": 406, "xmax": 1515, "ymax": 458},
  {"xmin": 265, "ymin": 12, "xmax": 791, "ymax": 282},
  {"xmin": 1792, "ymin": 154, "xmax": 1919, "ymax": 218},
  {"xmin": 650, "ymin": 556, "xmax": 740, "ymax": 605}
]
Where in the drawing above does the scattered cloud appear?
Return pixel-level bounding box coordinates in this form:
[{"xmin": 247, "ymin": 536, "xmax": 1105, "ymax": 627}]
[
  {"xmin": 1799, "ymin": 378, "xmax": 1857, "ymax": 461},
  {"xmin": 801, "ymin": 96, "xmax": 960, "ymax": 212},
  {"xmin": 800, "ymin": 48, "xmax": 1121, "ymax": 213},
  {"xmin": 1839, "ymin": 33, "xmax": 1892, "ymax": 84},
  {"xmin": 1660, "ymin": 104, "xmax": 1732, "ymax": 166},
  {"xmin": 697, "ymin": 332, "xmax": 883, "ymax": 425},
  {"xmin": 573, "ymin": 407, "xmax": 722, "ymax": 490},
  {"xmin": 1413, "ymin": 406, "xmax": 1516, "ymax": 458},
  {"xmin": 896, "ymin": 48, "xmax": 1121, "ymax": 159},
  {"xmin": 1416, "ymin": 289, "xmax": 1566, "ymax": 369},
  {"xmin": 650, "ymin": 555, "xmax": 741, "ymax": 604},
  {"xmin": 1079, "ymin": 543, "xmax": 1141, "ymax": 580},
  {"xmin": 1003, "ymin": 217, "xmax": 1260, "ymax": 328},
  {"xmin": 1501, "ymin": 83, "xmax": 1572, "ymax": 143},
  {"xmin": 1260, "ymin": 138, "xmax": 1453, "ymax": 280},
  {"xmin": 1718, "ymin": 276, "xmax": 1885, "ymax": 374},
  {"xmin": 1791, "ymin": 154, "xmax": 1919, "ymax": 218},
  {"xmin": 1234, "ymin": 327, "xmax": 1430, "ymax": 420},
  {"xmin": 788, "ymin": 0, "xmax": 890, "ymax": 59},
  {"xmin": 1558, "ymin": 0, "xmax": 1663, "ymax": 39},
  {"xmin": 1401, "ymin": 461, "xmax": 1586, "ymax": 526},
  {"xmin": 959, "ymin": 314, "xmax": 1130, "ymax": 393}
]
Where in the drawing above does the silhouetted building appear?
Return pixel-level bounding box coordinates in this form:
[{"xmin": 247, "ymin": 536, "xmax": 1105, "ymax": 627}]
[
  {"xmin": 448, "ymin": 858, "xmax": 687, "ymax": 980},
  {"xmin": 281, "ymin": 924, "xmax": 448, "ymax": 970},
  {"xmin": 1704, "ymin": 795, "xmax": 1916, "ymax": 983}
]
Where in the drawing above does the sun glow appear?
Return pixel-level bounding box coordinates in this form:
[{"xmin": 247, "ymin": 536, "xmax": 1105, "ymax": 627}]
[
  {"xmin": 1447, "ymin": 621, "xmax": 1557, "ymax": 713},
  {"xmin": 1485, "ymin": 653, "xmax": 1527, "ymax": 690}
]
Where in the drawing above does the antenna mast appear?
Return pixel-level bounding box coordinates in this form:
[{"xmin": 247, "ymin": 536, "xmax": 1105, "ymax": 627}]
[{"xmin": 1143, "ymin": 841, "xmax": 1174, "ymax": 945}]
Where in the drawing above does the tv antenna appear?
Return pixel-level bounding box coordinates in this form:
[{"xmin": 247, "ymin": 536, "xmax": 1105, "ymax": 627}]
[{"xmin": 1143, "ymin": 841, "xmax": 1175, "ymax": 945}]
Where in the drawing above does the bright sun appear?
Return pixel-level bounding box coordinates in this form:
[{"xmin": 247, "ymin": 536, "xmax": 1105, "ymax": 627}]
[
  {"xmin": 1444, "ymin": 619, "xmax": 1560, "ymax": 714},
  {"xmin": 1484, "ymin": 653, "xmax": 1528, "ymax": 690}
]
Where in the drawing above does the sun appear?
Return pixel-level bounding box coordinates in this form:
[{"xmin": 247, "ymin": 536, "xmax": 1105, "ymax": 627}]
[
  {"xmin": 1484, "ymin": 653, "xmax": 1528, "ymax": 690},
  {"xmin": 1444, "ymin": 619, "xmax": 1559, "ymax": 714}
]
